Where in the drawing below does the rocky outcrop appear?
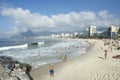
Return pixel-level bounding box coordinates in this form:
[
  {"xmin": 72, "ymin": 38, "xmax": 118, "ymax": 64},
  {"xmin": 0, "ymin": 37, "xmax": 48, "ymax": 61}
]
[
  {"xmin": 0, "ymin": 56, "xmax": 15, "ymax": 63},
  {"xmin": 0, "ymin": 56, "xmax": 33, "ymax": 80}
]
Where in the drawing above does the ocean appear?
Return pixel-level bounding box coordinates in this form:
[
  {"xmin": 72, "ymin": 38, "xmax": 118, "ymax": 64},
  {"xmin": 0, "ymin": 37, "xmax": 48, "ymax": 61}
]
[{"xmin": 0, "ymin": 38, "xmax": 89, "ymax": 67}]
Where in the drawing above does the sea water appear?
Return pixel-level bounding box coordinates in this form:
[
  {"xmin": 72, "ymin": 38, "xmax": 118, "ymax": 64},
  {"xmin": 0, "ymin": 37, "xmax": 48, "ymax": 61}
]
[{"xmin": 0, "ymin": 38, "xmax": 89, "ymax": 67}]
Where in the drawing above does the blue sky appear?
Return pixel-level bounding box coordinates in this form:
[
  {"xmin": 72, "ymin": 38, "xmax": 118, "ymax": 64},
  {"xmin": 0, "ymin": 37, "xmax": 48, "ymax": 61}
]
[
  {"xmin": 1, "ymin": 0, "xmax": 120, "ymax": 16},
  {"xmin": 0, "ymin": 0, "xmax": 120, "ymax": 38}
]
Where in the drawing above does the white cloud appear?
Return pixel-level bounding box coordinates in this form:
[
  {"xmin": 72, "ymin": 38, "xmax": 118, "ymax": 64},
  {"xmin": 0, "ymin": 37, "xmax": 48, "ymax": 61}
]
[
  {"xmin": 0, "ymin": 7, "xmax": 120, "ymax": 35},
  {"xmin": 1, "ymin": 7, "xmax": 55, "ymax": 33}
]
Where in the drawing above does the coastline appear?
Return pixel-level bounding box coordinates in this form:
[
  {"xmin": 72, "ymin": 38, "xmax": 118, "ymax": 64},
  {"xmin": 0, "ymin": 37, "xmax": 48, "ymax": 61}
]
[
  {"xmin": 31, "ymin": 39, "xmax": 120, "ymax": 80},
  {"xmin": 30, "ymin": 39, "xmax": 93, "ymax": 80}
]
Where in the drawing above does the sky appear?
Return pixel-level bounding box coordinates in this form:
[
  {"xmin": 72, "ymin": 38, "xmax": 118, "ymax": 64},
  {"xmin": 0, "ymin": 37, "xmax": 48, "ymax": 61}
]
[{"xmin": 0, "ymin": 0, "xmax": 120, "ymax": 38}]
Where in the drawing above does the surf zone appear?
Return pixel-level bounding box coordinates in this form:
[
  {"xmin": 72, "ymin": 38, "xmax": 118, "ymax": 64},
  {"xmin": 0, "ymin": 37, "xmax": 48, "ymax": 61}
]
[{"xmin": 0, "ymin": 41, "xmax": 45, "ymax": 51}]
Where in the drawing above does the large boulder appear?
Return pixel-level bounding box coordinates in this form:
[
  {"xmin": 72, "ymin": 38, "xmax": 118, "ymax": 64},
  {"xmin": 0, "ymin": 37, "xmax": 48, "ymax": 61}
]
[{"xmin": 0, "ymin": 56, "xmax": 33, "ymax": 80}]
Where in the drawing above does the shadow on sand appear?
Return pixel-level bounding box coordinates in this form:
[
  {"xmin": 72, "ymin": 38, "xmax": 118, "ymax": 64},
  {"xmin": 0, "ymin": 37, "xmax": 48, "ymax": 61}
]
[{"xmin": 98, "ymin": 56, "xmax": 104, "ymax": 59}]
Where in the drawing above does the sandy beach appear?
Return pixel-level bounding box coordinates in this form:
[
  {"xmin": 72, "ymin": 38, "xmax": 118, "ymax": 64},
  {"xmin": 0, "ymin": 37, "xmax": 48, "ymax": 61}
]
[{"xmin": 31, "ymin": 39, "xmax": 120, "ymax": 80}]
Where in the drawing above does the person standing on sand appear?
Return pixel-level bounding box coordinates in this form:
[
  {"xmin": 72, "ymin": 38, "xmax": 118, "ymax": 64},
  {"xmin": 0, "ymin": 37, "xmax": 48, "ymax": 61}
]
[
  {"xmin": 49, "ymin": 64, "xmax": 54, "ymax": 78},
  {"xmin": 104, "ymin": 45, "xmax": 108, "ymax": 59},
  {"xmin": 104, "ymin": 50, "xmax": 107, "ymax": 59}
]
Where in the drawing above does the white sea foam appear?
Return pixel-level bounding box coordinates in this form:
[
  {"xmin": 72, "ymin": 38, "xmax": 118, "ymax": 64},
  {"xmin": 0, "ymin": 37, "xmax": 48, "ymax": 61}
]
[
  {"xmin": 0, "ymin": 41, "xmax": 45, "ymax": 51},
  {"xmin": 0, "ymin": 39, "xmax": 89, "ymax": 67},
  {"xmin": 38, "ymin": 41, "xmax": 44, "ymax": 45},
  {"xmin": 0, "ymin": 44, "xmax": 28, "ymax": 51}
]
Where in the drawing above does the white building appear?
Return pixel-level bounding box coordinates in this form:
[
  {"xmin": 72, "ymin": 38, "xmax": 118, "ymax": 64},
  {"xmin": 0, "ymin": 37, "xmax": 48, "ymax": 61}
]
[
  {"xmin": 89, "ymin": 25, "xmax": 97, "ymax": 37},
  {"xmin": 108, "ymin": 25, "xmax": 119, "ymax": 38}
]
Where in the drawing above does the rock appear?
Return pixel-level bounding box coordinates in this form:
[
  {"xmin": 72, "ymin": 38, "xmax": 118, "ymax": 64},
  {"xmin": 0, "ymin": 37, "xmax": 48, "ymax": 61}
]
[
  {"xmin": 0, "ymin": 64, "xmax": 33, "ymax": 80},
  {"xmin": 11, "ymin": 68, "xmax": 30, "ymax": 80},
  {"xmin": 0, "ymin": 56, "xmax": 16, "ymax": 64},
  {"xmin": 0, "ymin": 57, "xmax": 33, "ymax": 80}
]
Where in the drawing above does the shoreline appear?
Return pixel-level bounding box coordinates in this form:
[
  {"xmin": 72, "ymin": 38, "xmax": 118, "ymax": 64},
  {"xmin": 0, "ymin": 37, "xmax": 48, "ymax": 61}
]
[
  {"xmin": 0, "ymin": 38, "xmax": 88, "ymax": 67},
  {"xmin": 30, "ymin": 39, "xmax": 93, "ymax": 80},
  {"xmin": 31, "ymin": 39, "xmax": 120, "ymax": 80}
]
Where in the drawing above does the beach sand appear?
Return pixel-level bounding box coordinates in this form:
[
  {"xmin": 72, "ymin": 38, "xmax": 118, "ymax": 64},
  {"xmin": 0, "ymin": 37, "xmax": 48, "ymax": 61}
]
[{"xmin": 31, "ymin": 39, "xmax": 120, "ymax": 80}]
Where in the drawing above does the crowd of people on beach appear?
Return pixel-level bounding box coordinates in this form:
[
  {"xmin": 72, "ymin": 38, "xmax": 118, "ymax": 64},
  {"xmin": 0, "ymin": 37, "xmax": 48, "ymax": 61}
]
[
  {"xmin": 37, "ymin": 39, "xmax": 120, "ymax": 79},
  {"xmin": 48, "ymin": 39, "xmax": 120, "ymax": 79},
  {"xmin": 92, "ymin": 39, "xmax": 120, "ymax": 59},
  {"xmin": 1, "ymin": 39, "xmax": 120, "ymax": 80},
  {"xmin": 103, "ymin": 39, "xmax": 120, "ymax": 59}
]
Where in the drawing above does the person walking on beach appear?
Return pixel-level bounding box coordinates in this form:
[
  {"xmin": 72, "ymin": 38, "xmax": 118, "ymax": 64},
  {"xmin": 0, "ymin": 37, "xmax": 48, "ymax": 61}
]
[
  {"xmin": 49, "ymin": 64, "xmax": 54, "ymax": 78},
  {"xmin": 104, "ymin": 45, "xmax": 108, "ymax": 59},
  {"xmin": 104, "ymin": 50, "xmax": 107, "ymax": 59}
]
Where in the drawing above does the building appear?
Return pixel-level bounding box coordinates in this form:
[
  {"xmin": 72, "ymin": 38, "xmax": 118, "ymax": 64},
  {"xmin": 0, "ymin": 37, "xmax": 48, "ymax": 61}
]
[
  {"xmin": 108, "ymin": 26, "xmax": 119, "ymax": 38},
  {"xmin": 84, "ymin": 28, "xmax": 89, "ymax": 37},
  {"xmin": 88, "ymin": 25, "xmax": 97, "ymax": 37}
]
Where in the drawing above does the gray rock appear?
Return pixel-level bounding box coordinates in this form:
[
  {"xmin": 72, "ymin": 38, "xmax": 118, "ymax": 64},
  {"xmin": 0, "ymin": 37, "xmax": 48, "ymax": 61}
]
[{"xmin": 0, "ymin": 56, "xmax": 33, "ymax": 80}]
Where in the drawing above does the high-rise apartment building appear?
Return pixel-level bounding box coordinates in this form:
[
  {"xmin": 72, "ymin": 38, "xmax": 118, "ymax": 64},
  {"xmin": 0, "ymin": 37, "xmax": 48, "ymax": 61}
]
[
  {"xmin": 89, "ymin": 25, "xmax": 97, "ymax": 37},
  {"xmin": 108, "ymin": 25, "xmax": 119, "ymax": 38}
]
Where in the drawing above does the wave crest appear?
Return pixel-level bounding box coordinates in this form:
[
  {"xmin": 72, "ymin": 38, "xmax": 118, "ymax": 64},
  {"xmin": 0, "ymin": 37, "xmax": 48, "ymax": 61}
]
[{"xmin": 0, "ymin": 41, "xmax": 44, "ymax": 51}]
